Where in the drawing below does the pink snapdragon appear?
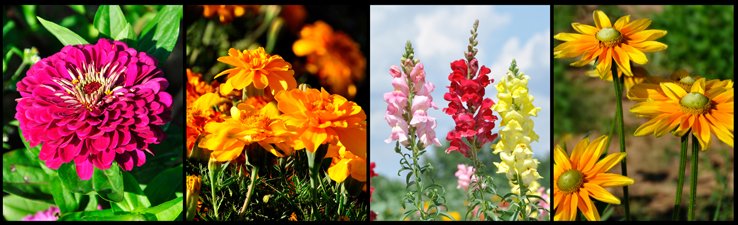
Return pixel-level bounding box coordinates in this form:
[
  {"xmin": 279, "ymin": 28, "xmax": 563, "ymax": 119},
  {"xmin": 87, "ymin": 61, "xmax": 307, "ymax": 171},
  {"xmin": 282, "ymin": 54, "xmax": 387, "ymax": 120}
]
[
  {"xmin": 454, "ymin": 164, "xmax": 479, "ymax": 191},
  {"xmin": 384, "ymin": 61, "xmax": 441, "ymax": 148}
]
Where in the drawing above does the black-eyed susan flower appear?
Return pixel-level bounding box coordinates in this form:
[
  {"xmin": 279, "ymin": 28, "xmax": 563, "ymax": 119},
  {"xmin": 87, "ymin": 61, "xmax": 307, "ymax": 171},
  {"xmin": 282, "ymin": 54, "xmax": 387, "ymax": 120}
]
[
  {"xmin": 554, "ymin": 10, "xmax": 667, "ymax": 78},
  {"xmin": 630, "ymin": 78, "xmax": 733, "ymax": 150},
  {"xmin": 554, "ymin": 135, "xmax": 634, "ymax": 221}
]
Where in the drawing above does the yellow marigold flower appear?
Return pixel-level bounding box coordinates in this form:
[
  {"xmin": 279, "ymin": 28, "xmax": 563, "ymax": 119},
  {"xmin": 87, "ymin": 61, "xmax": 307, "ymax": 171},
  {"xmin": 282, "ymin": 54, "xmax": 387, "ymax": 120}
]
[
  {"xmin": 202, "ymin": 5, "xmax": 254, "ymax": 23},
  {"xmin": 292, "ymin": 21, "xmax": 366, "ymax": 98},
  {"xmin": 492, "ymin": 60, "xmax": 542, "ymax": 195},
  {"xmin": 186, "ymin": 92, "xmax": 229, "ymax": 158},
  {"xmin": 215, "ymin": 47, "xmax": 296, "ymax": 96},
  {"xmin": 554, "ymin": 10, "xmax": 667, "ymax": 78},
  {"xmin": 186, "ymin": 175, "xmax": 201, "ymax": 221},
  {"xmin": 554, "ymin": 135, "xmax": 634, "ymax": 221},
  {"xmin": 326, "ymin": 143, "xmax": 366, "ymax": 183},
  {"xmin": 275, "ymin": 87, "xmax": 366, "ymax": 159},
  {"xmin": 186, "ymin": 69, "xmax": 218, "ymax": 106},
  {"xmin": 630, "ymin": 77, "xmax": 733, "ymax": 150},
  {"xmin": 199, "ymin": 99, "xmax": 294, "ymax": 161}
]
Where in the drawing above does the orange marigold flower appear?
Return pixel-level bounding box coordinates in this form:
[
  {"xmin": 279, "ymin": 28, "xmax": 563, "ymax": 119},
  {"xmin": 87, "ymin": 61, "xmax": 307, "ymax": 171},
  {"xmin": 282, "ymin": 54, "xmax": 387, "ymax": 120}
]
[
  {"xmin": 216, "ymin": 47, "xmax": 296, "ymax": 96},
  {"xmin": 186, "ymin": 69, "xmax": 218, "ymax": 106},
  {"xmin": 275, "ymin": 87, "xmax": 366, "ymax": 159},
  {"xmin": 186, "ymin": 93, "xmax": 228, "ymax": 157},
  {"xmin": 293, "ymin": 21, "xmax": 366, "ymax": 98},
  {"xmin": 199, "ymin": 98, "xmax": 294, "ymax": 161},
  {"xmin": 326, "ymin": 143, "xmax": 367, "ymax": 183},
  {"xmin": 202, "ymin": 5, "xmax": 255, "ymax": 23}
]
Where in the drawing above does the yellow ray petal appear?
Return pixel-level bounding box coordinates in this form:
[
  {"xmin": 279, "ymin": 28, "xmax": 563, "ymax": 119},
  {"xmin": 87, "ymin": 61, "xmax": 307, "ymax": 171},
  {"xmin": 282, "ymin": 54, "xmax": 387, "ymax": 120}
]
[
  {"xmin": 578, "ymin": 188, "xmax": 600, "ymax": 221},
  {"xmin": 660, "ymin": 82, "xmax": 687, "ymax": 101},
  {"xmin": 584, "ymin": 183, "xmax": 621, "ymax": 205},
  {"xmin": 588, "ymin": 152, "xmax": 626, "ymax": 175},
  {"xmin": 554, "ymin": 145, "xmax": 572, "ymax": 171},
  {"xmin": 621, "ymin": 44, "xmax": 648, "ymax": 65},
  {"xmin": 572, "ymin": 23, "xmax": 598, "ymax": 35},
  {"xmin": 593, "ymin": 10, "xmax": 612, "ymax": 28}
]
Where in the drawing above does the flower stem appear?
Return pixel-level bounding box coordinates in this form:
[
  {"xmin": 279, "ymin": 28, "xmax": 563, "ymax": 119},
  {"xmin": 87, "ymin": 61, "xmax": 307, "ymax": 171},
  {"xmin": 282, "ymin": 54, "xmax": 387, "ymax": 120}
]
[
  {"xmin": 208, "ymin": 160, "xmax": 219, "ymax": 219},
  {"xmin": 688, "ymin": 135, "xmax": 699, "ymax": 220},
  {"xmin": 673, "ymin": 133, "xmax": 689, "ymax": 220},
  {"xmin": 610, "ymin": 67, "xmax": 630, "ymax": 221},
  {"xmin": 238, "ymin": 165, "xmax": 259, "ymax": 215},
  {"xmin": 410, "ymin": 137, "xmax": 426, "ymax": 220}
]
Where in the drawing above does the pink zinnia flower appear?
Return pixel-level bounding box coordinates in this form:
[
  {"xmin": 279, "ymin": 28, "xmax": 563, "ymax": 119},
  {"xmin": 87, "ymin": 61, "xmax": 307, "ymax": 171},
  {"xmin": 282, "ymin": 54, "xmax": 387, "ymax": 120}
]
[
  {"xmin": 384, "ymin": 62, "xmax": 441, "ymax": 148},
  {"xmin": 22, "ymin": 205, "xmax": 60, "ymax": 221},
  {"xmin": 454, "ymin": 164, "xmax": 479, "ymax": 191},
  {"xmin": 15, "ymin": 38, "xmax": 172, "ymax": 180}
]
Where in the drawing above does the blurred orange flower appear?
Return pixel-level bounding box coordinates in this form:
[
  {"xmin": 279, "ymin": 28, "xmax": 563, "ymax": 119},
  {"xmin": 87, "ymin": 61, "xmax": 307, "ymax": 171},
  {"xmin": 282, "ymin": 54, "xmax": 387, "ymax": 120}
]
[
  {"xmin": 216, "ymin": 47, "xmax": 296, "ymax": 96},
  {"xmin": 293, "ymin": 21, "xmax": 366, "ymax": 98},
  {"xmin": 186, "ymin": 69, "xmax": 218, "ymax": 106},
  {"xmin": 186, "ymin": 93, "xmax": 227, "ymax": 157},
  {"xmin": 202, "ymin": 5, "xmax": 256, "ymax": 23},
  {"xmin": 275, "ymin": 87, "xmax": 366, "ymax": 158}
]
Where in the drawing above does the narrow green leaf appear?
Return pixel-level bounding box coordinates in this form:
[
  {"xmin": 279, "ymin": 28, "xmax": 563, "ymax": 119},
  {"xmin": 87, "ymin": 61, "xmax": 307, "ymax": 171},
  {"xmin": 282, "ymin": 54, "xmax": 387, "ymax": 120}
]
[
  {"xmin": 2, "ymin": 194, "xmax": 54, "ymax": 221},
  {"xmin": 68, "ymin": 5, "xmax": 85, "ymax": 15},
  {"xmin": 113, "ymin": 172, "xmax": 151, "ymax": 211},
  {"xmin": 50, "ymin": 177, "xmax": 79, "ymax": 213},
  {"xmin": 93, "ymin": 5, "xmax": 135, "ymax": 41},
  {"xmin": 3, "ymin": 20, "xmax": 14, "ymax": 37},
  {"xmin": 144, "ymin": 165, "xmax": 182, "ymax": 206},
  {"xmin": 37, "ymin": 16, "xmax": 88, "ymax": 46},
  {"xmin": 92, "ymin": 163, "xmax": 124, "ymax": 202},
  {"xmin": 136, "ymin": 5, "xmax": 182, "ymax": 63},
  {"xmin": 144, "ymin": 196, "xmax": 183, "ymax": 221}
]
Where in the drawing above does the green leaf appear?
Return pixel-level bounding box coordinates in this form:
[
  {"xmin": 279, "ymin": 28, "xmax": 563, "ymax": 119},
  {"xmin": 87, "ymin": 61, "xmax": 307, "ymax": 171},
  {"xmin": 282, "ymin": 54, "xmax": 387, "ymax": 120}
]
[
  {"xmin": 143, "ymin": 196, "xmax": 183, "ymax": 221},
  {"xmin": 2, "ymin": 149, "xmax": 53, "ymax": 202},
  {"xmin": 57, "ymin": 163, "xmax": 94, "ymax": 194},
  {"xmin": 136, "ymin": 5, "xmax": 182, "ymax": 63},
  {"xmin": 37, "ymin": 16, "xmax": 88, "ymax": 46},
  {"xmin": 113, "ymin": 172, "xmax": 151, "ymax": 211},
  {"xmin": 92, "ymin": 163, "xmax": 124, "ymax": 202},
  {"xmin": 68, "ymin": 5, "xmax": 85, "ymax": 14},
  {"xmin": 2, "ymin": 194, "xmax": 54, "ymax": 221},
  {"xmin": 144, "ymin": 165, "xmax": 182, "ymax": 206},
  {"xmin": 58, "ymin": 209, "xmax": 155, "ymax": 221},
  {"xmin": 50, "ymin": 177, "xmax": 79, "ymax": 213},
  {"xmin": 93, "ymin": 5, "xmax": 135, "ymax": 41}
]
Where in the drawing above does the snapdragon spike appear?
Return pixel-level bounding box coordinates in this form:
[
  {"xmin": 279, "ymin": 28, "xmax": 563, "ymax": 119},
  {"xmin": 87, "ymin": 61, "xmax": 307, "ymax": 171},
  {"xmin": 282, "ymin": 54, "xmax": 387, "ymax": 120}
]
[
  {"xmin": 15, "ymin": 39, "xmax": 172, "ymax": 180},
  {"xmin": 443, "ymin": 20, "xmax": 498, "ymax": 157},
  {"xmin": 384, "ymin": 41, "xmax": 441, "ymax": 149}
]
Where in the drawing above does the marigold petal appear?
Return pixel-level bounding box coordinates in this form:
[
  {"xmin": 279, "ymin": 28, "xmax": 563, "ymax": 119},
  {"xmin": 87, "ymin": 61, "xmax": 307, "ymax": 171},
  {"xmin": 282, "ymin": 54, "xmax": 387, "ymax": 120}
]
[
  {"xmin": 327, "ymin": 158, "xmax": 351, "ymax": 183},
  {"xmin": 583, "ymin": 183, "xmax": 621, "ymax": 205}
]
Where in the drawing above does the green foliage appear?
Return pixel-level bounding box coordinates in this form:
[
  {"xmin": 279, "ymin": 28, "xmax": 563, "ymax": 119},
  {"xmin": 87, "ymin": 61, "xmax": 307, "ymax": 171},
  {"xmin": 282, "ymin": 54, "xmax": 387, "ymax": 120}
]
[
  {"xmin": 2, "ymin": 195, "xmax": 54, "ymax": 221},
  {"xmin": 651, "ymin": 5, "xmax": 733, "ymax": 79},
  {"xmin": 137, "ymin": 5, "xmax": 183, "ymax": 63},
  {"xmin": 36, "ymin": 16, "xmax": 89, "ymax": 46}
]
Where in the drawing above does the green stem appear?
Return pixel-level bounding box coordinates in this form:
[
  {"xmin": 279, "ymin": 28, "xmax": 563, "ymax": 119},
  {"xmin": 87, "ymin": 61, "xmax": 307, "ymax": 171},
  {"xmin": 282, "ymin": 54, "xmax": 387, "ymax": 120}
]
[
  {"xmin": 611, "ymin": 67, "xmax": 630, "ymax": 221},
  {"xmin": 673, "ymin": 133, "xmax": 689, "ymax": 220},
  {"xmin": 239, "ymin": 165, "xmax": 260, "ymax": 215},
  {"xmin": 688, "ymin": 135, "xmax": 699, "ymax": 220},
  {"xmin": 208, "ymin": 162, "xmax": 219, "ymax": 219},
  {"xmin": 410, "ymin": 137, "xmax": 426, "ymax": 220}
]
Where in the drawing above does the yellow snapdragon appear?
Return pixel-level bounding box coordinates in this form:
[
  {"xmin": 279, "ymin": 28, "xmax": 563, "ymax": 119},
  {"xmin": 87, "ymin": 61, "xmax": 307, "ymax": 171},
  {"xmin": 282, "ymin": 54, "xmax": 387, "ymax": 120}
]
[{"xmin": 492, "ymin": 59, "xmax": 542, "ymax": 195}]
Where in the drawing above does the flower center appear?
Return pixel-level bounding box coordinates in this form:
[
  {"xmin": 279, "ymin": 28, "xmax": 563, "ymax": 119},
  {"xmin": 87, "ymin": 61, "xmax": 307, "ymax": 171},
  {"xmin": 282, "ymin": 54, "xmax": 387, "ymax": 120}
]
[
  {"xmin": 557, "ymin": 170, "xmax": 584, "ymax": 193},
  {"xmin": 54, "ymin": 62, "xmax": 126, "ymax": 110},
  {"xmin": 680, "ymin": 92, "xmax": 711, "ymax": 114},
  {"xmin": 83, "ymin": 81, "xmax": 102, "ymax": 94},
  {"xmin": 679, "ymin": 76, "xmax": 696, "ymax": 85},
  {"xmin": 596, "ymin": 27, "xmax": 622, "ymax": 48}
]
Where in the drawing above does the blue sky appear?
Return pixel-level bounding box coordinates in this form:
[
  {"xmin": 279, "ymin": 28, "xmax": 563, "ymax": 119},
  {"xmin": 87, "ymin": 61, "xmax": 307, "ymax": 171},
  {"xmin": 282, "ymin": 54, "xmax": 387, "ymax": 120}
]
[{"xmin": 369, "ymin": 5, "xmax": 551, "ymax": 179}]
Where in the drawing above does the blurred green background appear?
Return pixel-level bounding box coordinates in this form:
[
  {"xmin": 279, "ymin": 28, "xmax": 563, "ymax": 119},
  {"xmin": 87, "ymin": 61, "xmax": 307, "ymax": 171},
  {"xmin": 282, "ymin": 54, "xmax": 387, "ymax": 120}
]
[{"xmin": 554, "ymin": 5, "xmax": 733, "ymax": 221}]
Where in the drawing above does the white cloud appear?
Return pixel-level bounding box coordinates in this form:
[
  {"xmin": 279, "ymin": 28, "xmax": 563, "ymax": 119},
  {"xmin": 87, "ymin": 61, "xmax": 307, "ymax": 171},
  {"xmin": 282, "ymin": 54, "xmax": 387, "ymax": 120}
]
[
  {"xmin": 491, "ymin": 29, "xmax": 551, "ymax": 78},
  {"xmin": 414, "ymin": 6, "xmax": 511, "ymax": 62}
]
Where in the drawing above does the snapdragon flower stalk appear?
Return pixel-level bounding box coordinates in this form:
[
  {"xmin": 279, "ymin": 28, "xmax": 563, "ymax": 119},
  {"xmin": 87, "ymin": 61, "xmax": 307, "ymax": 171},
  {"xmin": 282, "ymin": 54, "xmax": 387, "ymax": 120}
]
[
  {"xmin": 442, "ymin": 20, "xmax": 499, "ymax": 220},
  {"xmin": 492, "ymin": 59, "xmax": 543, "ymax": 220},
  {"xmin": 384, "ymin": 41, "xmax": 444, "ymax": 220}
]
